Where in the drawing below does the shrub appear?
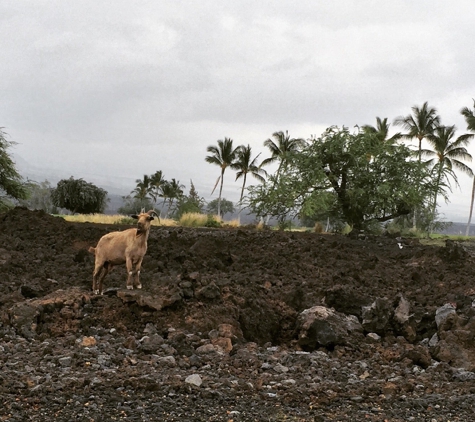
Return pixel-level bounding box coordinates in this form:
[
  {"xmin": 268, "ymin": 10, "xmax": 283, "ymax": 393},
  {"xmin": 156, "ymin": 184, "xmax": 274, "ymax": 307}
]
[
  {"xmin": 179, "ymin": 212, "xmax": 208, "ymax": 227},
  {"xmin": 204, "ymin": 214, "xmax": 222, "ymax": 228},
  {"xmin": 314, "ymin": 222, "xmax": 324, "ymax": 233}
]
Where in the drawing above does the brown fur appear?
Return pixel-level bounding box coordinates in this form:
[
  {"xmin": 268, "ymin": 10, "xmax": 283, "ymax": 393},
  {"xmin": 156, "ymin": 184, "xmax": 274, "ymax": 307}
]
[{"xmin": 89, "ymin": 210, "xmax": 158, "ymax": 294}]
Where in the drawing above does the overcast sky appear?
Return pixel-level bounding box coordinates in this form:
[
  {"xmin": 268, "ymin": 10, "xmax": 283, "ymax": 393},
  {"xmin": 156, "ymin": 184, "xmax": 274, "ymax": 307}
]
[{"xmin": 2, "ymin": 1, "xmax": 475, "ymax": 222}]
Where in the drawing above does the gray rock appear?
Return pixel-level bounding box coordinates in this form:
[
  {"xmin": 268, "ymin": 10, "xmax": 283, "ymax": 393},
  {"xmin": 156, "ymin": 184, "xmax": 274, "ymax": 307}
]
[
  {"xmin": 58, "ymin": 356, "xmax": 72, "ymax": 367},
  {"xmin": 296, "ymin": 305, "xmax": 363, "ymax": 350},
  {"xmin": 435, "ymin": 303, "xmax": 457, "ymax": 330},
  {"xmin": 362, "ymin": 298, "xmax": 392, "ymax": 335},
  {"xmin": 185, "ymin": 373, "xmax": 202, "ymax": 387}
]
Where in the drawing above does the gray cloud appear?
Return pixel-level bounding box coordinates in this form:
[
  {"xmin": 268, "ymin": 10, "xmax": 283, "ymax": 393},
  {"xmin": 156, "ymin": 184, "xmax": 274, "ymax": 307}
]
[{"xmin": 2, "ymin": 1, "xmax": 475, "ymax": 220}]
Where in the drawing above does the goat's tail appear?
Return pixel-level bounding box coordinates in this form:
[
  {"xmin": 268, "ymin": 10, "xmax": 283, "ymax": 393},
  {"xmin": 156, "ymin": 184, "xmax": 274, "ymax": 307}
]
[{"xmin": 88, "ymin": 247, "xmax": 96, "ymax": 255}]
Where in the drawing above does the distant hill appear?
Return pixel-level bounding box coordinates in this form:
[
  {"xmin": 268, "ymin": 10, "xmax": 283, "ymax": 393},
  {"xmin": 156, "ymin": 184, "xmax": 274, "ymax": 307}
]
[{"xmin": 438, "ymin": 222, "xmax": 472, "ymax": 236}]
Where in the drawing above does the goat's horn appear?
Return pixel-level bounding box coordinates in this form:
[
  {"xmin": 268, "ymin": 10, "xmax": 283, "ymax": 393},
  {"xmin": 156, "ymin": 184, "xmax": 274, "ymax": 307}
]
[{"xmin": 147, "ymin": 210, "xmax": 159, "ymax": 217}]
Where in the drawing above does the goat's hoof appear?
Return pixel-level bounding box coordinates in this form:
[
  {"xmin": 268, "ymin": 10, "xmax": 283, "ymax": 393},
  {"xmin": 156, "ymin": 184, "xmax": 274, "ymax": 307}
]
[
  {"xmin": 126, "ymin": 285, "xmax": 133, "ymax": 290},
  {"xmin": 93, "ymin": 290, "xmax": 100, "ymax": 295},
  {"xmin": 136, "ymin": 284, "xmax": 142, "ymax": 289}
]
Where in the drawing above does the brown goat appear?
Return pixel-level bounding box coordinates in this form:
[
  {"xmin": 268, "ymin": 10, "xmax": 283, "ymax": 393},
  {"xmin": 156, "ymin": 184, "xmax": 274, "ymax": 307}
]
[{"xmin": 88, "ymin": 210, "xmax": 159, "ymax": 294}]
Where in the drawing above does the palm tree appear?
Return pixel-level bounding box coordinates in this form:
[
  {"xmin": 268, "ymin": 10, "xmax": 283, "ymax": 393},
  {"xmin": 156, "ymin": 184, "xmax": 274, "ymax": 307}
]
[
  {"xmin": 261, "ymin": 130, "xmax": 306, "ymax": 178},
  {"xmin": 394, "ymin": 102, "xmax": 441, "ymax": 228},
  {"xmin": 394, "ymin": 102, "xmax": 441, "ymax": 162},
  {"xmin": 159, "ymin": 178, "xmax": 184, "ymax": 217},
  {"xmin": 132, "ymin": 174, "xmax": 154, "ymax": 202},
  {"xmin": 205, "ymin": 137, "xmax": 238, "ymax": 217},
  {"xmin": 150, "ymin": 170, "xmax": 166, "ymax": 212},
  {"xmin": 362, "ymin": 117, "xmax": 402, "ymax": 143},
  {"xmin": 422, "ymin": 125, "xmax": 473, "ymax": 228},
  {"xmin": 231, "ymin": 144, "xmax": 267, "ymax": 222},
  {"xmin": 461, "ymin": 100, "xmax": 475, "ymax": 236}
]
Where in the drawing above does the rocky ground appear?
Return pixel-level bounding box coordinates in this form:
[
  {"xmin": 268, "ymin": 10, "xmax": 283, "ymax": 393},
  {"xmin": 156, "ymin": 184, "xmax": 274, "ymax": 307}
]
[{"xmin": 1, "ymin": 207, "xmax": 475, "ymax": 421}]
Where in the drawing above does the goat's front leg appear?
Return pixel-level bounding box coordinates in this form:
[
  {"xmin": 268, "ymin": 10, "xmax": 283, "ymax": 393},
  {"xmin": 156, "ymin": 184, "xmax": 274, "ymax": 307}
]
[
  {"xmin": 126, "ymin": 258, "xmax": 135, "ymax": 290},
  {"xmin": 134, "ymin": 258, "xmax": 143, "ymax": 289}
]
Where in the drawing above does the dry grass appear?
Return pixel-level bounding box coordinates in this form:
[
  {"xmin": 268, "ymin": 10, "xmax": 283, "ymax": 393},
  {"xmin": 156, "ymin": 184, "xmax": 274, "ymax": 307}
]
[
  {"xmin": 178, "ymin": 213, "xmax": 223, "ymax": 227},
  {"xmin": 60, "ymin": 212, "xmax": 237, "ymax": 228},
  {"xmin": 60, "ymin": 214, "xmax": 176, "ymax": 227},
  {"xmin": 223, "ymin": 218, "xmax": 240, "ymax": 228}
]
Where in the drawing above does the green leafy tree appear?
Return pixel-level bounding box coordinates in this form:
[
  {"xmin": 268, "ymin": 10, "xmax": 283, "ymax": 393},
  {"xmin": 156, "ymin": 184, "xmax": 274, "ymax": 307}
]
[
  {"xmin": 231, "ymin": 144, "xmax": 267, "ymax": 222},
  {"xmin": 51, "ymin": 177, "xmax": 108, "ymax": 214},
  {"xmin": 19, "ymin": 179, "xmax": 57, "ymax": 213},
  {"xmin": 207, "ymin": 197, "xmax": 235, "ymax": 218},
  {"xmin": 173, "ymin": 180, "xmax": 205, "ymax": 218},
  {"xmin": 0, "ymin": 128, "xmax": 27, "ymax": 211},
  {"xmin": 248, "ymin": 126, "xmax": 433, "ymax": 232},
  {"xmin": 461, "ymin": 100, "xmax": 475, "ymax": 235},
  {"xmin": 422, "ymin": 125, "xmax": 473, "ymax": 227},
  {"xmin": 205, "ymin": 137, "xmax": 237, "ymax": 217}
]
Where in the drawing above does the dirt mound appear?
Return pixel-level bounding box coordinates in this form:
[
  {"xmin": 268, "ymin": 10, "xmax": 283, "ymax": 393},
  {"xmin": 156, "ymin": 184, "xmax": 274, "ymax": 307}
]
[{"xmin": 2, "ymin": 207, "xmax": 475, "ymax": 420}]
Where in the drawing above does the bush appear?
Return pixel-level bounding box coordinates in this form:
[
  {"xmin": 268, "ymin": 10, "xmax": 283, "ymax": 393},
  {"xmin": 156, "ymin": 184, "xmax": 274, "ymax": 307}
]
[
  {"xmin": 314, "ymin": 222, "xmax": 324, "ymax": 233},
  {"xmin": 204, "ymin": 214, "xmax": 222, "ymax": 228},
  {"xmin": 179, "ymin": 212, "xmax": 208, "ymax": 227}
]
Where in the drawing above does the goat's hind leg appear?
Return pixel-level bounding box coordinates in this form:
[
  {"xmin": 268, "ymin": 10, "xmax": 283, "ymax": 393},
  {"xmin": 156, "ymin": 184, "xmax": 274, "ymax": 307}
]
[
  {"xmin": 92, "ymin": 265, "xmax": 103, "ymax": 295},
  {"xmin": 93, "ymin": 262, "xmax": 110, "ymax": 295}
]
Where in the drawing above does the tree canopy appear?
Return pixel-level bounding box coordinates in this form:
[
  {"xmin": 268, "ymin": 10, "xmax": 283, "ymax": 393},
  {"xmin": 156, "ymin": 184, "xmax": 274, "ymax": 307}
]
[
  {"xmin": 205, "ymin": 137, "xmax": 238, "ymax": 217},
  {"xmin": 207, "ymin": 198, "xmax": 235, "ymax": 218},
  {"xmin": 172, "ymin": 180, "xmax": 205, "ymax": 218},
  {"xmin": 248, "ymin": 126, "xmax": 434, "ymax": 231},
  {"xmin": 0, "ymin": 128, "xmax": 27, "ymax": 210},
  {"xmin": 51, "ymin": 177, "xmax": 108, "ymax": 214}
]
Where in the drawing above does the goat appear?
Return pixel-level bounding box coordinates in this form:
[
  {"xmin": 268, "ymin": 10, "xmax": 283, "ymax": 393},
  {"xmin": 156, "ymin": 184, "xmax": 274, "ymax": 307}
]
[{"xmin": 88, "ymin": 210, "xmax": 159, "ymax": 294}]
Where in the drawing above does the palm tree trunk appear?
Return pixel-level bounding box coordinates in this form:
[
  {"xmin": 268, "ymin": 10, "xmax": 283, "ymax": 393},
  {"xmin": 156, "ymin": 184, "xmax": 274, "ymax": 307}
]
[
  {"xmin": 413, "ymin": 136, "xmax": 423, "ymax": 230},
  {"xmin": 217, "ymin": 169, "xmax": 225, "ymax": 218},
  {"xmin": 237, "ymin": 174, "xmax": 247, "ymax": 225},
  {"xmin": 465, "ymin": 177, "xmax": 475, "ymax": 236},
  {"xmin": 430, "ymin": 169, "xmax": 442, "ymax": 235}
]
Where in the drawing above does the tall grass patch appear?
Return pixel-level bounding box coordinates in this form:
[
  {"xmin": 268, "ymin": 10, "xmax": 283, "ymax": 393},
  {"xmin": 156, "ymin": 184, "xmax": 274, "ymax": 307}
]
[
  {"xmin": 178, "ymin": 213, "xmax": 222, "ymax": 227},
  {"xmin": 60, "ymin": 214, "xmax": 176, "ymax": 226}
]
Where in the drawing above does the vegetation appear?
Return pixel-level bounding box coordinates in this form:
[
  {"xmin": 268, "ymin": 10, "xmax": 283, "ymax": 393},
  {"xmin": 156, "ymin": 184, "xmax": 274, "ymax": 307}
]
[
  {"xmin": 231, "ymin": 144, "xmax": 266, "ymax": 222},
  {"xmin": 461, "ymin": 100, "xmax": 475, "ymax": 236},
  {"xmin": 422, "ymin": 125, "xmax": 473, "ymax": 228},
  {"xmin": 261, "ymin": 130, "xmax": 306, "ymax": 178},
  {"xmin": 207, "ymin": 197, "xmax": 235, "ymax": 218},
  {"xmin": 4, "ymin": 99, "xmax": 475, "ymax": 236},
  {"xmin": 205, "ymin": 137, "xmax": 238, "ymax": 217},
  {"xmin": 248, "ymin": 126, "xmax": 434, "ymax": 232},
  {"xmin": 60, "ymin": 213, "xmax": 176, "ymax": 226},
  {"xmin": 0, "ymin": 128, "xmax": 27, "ymax": 211},
  {"xmin": 178, "ymin": 212, "xmax": 222, "ymax": 228},
  {"xmin": 19, "ymin": 179, "xmax": 57, "ymax": 213},
  {"xmin": 51, "ymin": 177, "xmax": 108, "ymax": 214},
  {"xmin": 172, "ymin": 180, "xmax": 205, "ymax": 218},
  {"xmin": 117, "ymin": 195, "xmax": 155, "ymax": 215}
]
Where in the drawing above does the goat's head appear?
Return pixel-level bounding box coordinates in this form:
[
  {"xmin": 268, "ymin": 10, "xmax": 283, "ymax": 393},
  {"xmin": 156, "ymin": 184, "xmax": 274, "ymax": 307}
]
[{"xmin": 132, "ymin": 210, "xmax": 159, "ymax": 234}]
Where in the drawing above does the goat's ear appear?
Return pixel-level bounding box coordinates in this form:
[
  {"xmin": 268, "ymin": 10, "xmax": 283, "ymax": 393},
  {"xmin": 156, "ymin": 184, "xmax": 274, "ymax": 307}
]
[
  {"xmin": 131, "ymin": 214, "xmax": 139, "ymax": 220},
  {"xmin": 148, "ymin": 216, "xmax": 154, "ymax": 221}
]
